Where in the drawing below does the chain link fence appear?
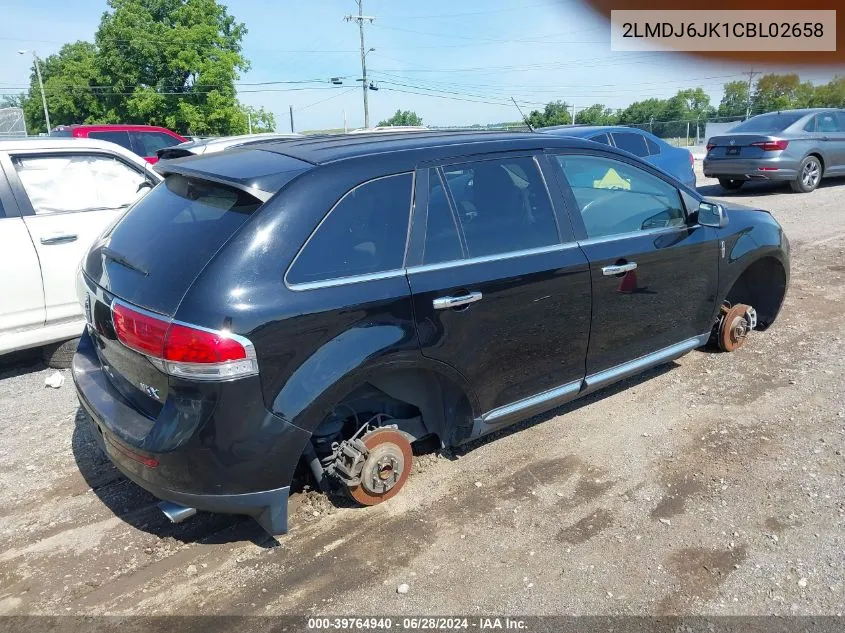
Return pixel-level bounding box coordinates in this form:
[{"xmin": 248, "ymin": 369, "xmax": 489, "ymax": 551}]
[{"xmin": 0, "ymin": 107, "xmax": 27, "ymax": 137}]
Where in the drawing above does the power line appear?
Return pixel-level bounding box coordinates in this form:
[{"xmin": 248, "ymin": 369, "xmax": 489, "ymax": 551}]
[
  {"xmin": 296, "ymin": 87, "xmax": 357, "ymax": 112},
  {"xmin": 371, "ymin": 23, "xmax": 605, "ymax": 45},
  {"xmin": 399, "ymin": 2, "xmax": 567, "ymax": 19}
]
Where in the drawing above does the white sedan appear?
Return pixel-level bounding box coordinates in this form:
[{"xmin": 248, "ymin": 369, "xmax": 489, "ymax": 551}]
[{"xmin": 0, "ymin": 137, "xmax": 161, "ymax": 367}]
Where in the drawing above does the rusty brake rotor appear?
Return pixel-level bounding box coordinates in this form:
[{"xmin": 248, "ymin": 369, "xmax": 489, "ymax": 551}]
[
  {"xmin": 719, "ymin": 303, "xmax": 752, "ymax": 352},
  {"xmin": 347, "ymin": 428, "xmax": 413, "ymax": 506}
]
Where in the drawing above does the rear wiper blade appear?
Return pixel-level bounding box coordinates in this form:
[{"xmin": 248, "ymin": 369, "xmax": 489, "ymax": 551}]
[{"xmin": 101, "ymin": 247, "xmax": 149, "ymax": 277}]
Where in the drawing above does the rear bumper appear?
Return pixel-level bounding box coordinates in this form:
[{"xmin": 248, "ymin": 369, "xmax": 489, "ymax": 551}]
[
  {"xmin": 703, "ymin": 156, "xmax": 798, "ymax": 181},
  {"xmin": 72, "ymin": 329, "xmax": 308, "ymax": 534}
]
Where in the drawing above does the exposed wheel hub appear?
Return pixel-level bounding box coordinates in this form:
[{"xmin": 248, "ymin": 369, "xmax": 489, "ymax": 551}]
[
  {"xmin": 330, "ymin": 427, "xmax": 413, "ymax": 506},
  {"xmin": 718, "ymin": 303, "xmax": 756, "ymax": 352}
]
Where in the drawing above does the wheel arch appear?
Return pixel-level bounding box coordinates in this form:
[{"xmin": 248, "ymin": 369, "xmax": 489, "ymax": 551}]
[
  {"xmin": 721, "ymin": 254, "xmax": 788, "ymax": 330},
  {"xmin": 291, "ymin": 355, "xmax": 481, "ymax": 446}
]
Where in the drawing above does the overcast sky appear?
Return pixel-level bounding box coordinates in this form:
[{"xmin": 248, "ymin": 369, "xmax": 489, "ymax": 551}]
[{"xmin": 1, "ymin": 0, "xmax": 839, "ymax": 131}]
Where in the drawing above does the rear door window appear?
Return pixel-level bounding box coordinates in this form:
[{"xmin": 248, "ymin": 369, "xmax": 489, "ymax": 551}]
[
  {"xmin": 88, "ymin": 130, "xmax": 133, "ymax": 151},
  {"xmin": 611, "ymin": 132, "xmax": 649, "ymax": 157},
  {"xmin": 442, "ymin": 156, "xmax": 558, "ymax": 258},
  {"xmin": 12, "ymin": 153, "xmax": 146, "ymax": 215},
  {"xmin": 132, "ymin": 131, "xmax": 182, "ymax": 156},
  {"xmin": 817, "ymin": 112, "xmax": 841, "ymax": 133},
  {"xmin": 588, "ymin": 133, "xmax": 611, "ymax": 146},
  {"xmin": 287, "ymin": 173, "xmax": 413, "ymax": 285},
  {"xmin": 803, "ymin": 116, "xmax": 818, "ymax": 133}
]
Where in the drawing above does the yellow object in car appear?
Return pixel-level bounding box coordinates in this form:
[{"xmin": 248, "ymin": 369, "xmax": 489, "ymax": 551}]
[{"xmin": 594, "ymin": 168, "xmax": 631, "ymax": 190}]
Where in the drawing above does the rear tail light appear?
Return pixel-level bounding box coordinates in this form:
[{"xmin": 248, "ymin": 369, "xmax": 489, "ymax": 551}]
[
  {"xmin": 706, "ymin": 143, "xmax": 715, "ymax": 152},
  {"xmin": 112, "ymin": 301, "xmax": 258, "ymax": 381},
  {"xmin": 689, "ymin": 151, "xmax": 694, "ymax": 166},
  {"xmin": 751, "ymin": 140, "xmax": 789, "ymax": 151}
]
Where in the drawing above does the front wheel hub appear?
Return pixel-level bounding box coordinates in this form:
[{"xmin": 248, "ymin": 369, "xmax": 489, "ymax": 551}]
[
  {"xmin": 347, "ymin": 428, "xmax": 413, "ymax": 506},
  {"xmin": 719, "ymin": 303, "xmax": 754, "ymax": 352}
]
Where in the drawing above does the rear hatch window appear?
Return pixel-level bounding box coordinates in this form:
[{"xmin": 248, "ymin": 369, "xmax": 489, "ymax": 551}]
[{"xmin": 84, "ymin": 174, "xmax": 261, "ymax": 315}]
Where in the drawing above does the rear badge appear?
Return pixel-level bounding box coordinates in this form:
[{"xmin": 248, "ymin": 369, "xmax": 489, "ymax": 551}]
[{"xmin": 140, "ymin": 383, "xmax": 161, "ymax": 401}]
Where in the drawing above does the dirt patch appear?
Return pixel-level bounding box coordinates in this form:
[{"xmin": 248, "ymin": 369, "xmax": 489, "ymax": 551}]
[
  {"xmin": 660, "ymin": 546, "xmax": 748, "ymax": 613},
  {"xmin": 557, "ymin": 509, "xmax": 614, "ymax": 544},
  {"xmin": 650, "ymin": 474, "xmax": 706, "ymax": 520}
]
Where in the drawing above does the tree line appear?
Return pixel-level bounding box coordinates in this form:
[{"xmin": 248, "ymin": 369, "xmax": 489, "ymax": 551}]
[
  {"xmin": 526, "ymin": 74, "xmax": 845, "ymax": 137},
  {"xmin": 6, "ymin": 0, "xmax": 275, "ymax": 136}
]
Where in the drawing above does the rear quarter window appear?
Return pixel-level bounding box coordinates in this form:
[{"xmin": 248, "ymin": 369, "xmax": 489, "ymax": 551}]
[
  {"xmin": 612, "ymin": 132, "xmax": 649, "ymax": 157},
  {"xmin": 287, "ymin": 173, "xmax": 414, "ymax": 286}
]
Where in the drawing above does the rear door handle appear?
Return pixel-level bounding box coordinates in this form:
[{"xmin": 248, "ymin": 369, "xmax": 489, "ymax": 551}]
[
  {"xmin": 40, "ymin": 234, "xmax": 78, "ymax": 245},
  {"xmin": 602, "ymin": 262, "xmax": 637, "ymax": 276},
  {"xmin": 432, "ymin": 291, "xmax": 483, "ymax": 310}
]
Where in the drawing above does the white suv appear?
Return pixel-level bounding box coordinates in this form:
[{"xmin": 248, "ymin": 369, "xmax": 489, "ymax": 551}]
[{"xmin": 0, "ymin": 137, "xmax": 160, "ymax": 367}]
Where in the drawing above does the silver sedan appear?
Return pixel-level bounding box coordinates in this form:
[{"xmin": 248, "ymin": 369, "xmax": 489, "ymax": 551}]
[{"xmin": 704, "ymin": 108, "xmax": 845, "ymax": 193}]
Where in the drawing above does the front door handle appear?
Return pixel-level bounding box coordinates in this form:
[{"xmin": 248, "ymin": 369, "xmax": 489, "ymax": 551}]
[
  {"xmin": 40, "ymin": 234, "xmax": 78, "ymax": 245},
  {"xmin": 432, "ymin": 291, "xmax": 483, "ymax": 310},
  {"xmin": 602, "ymin": 262, "xmax": 637, "ymax": 276}
]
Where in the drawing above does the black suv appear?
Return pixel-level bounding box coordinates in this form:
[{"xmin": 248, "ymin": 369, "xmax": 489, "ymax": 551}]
[{"xmin": 73, "ymin": 131, "xmax": 789, "ymax": 534}]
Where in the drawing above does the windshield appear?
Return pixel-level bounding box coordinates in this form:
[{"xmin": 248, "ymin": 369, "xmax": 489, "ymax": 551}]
[{"xmin": 731, "ymin": 112, "xmax": 805, "ymax": 133}]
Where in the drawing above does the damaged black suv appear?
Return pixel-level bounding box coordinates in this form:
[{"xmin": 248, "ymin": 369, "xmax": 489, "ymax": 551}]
[{"xmin": 73, "ymin": 131, "xmax": 789, "ymax": 534}]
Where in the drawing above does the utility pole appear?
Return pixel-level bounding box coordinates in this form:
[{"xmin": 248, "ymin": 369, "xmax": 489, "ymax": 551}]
[
  {"xmin": 345, "ymin": 1, "xmax": 375, "ymax": 128},
  {"xmin": 248, "ymin": 111, "xmax": 253, "ymax": 134},
  {"xmin": 289, "ymin": 105, "xmax": 295, "ymax": 133},
  {"xmin": 18, "ymin": 50, "xmax": 50, "ymax": 134},
  {"xmin": 745, "ymin": 68, "xmax": 760, "ymax": 120},
  {"xmin": 571, "ymin": 104, "xmax": 576, "ymax": 125}
]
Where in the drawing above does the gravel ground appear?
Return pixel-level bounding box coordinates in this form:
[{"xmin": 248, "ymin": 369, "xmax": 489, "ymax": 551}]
[{"xmin": 0, "ymin": 169, "xmax": 843, "ymax": 617}]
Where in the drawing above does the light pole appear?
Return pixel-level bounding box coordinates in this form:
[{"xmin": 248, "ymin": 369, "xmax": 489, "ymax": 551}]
[
  {"xmin": 18, "ymin": 49, "xmax": 51, "ymax": 134},
  {"xmin": 345, "ymin": 1, "xmax": 375, "ymax": 128}
]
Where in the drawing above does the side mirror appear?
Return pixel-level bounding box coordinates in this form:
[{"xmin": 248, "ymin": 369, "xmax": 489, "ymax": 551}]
[
  {"xmin": 697, "ymin": 201, "xmax": 728, "ymax": 228},
  {"xmin": 137, "ymin": 180, "xmax": 153, "ymax": 195}
]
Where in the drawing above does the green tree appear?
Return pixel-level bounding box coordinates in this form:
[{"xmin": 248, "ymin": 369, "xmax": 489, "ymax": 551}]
[
  {"xmin": 378, "ymin": 109, "xmax": 423, "ymax": 127},
  {"xmin": 811, "ymin": 76, "xmax": 845, "ymax": 107},
  {"xmin": 22, "ymin": 41, "xmax": 103, "ymax": 133},
  {"xmin": 1, "ymin": 94, "xmax": 25, "ymax": 109},
  {"xmin": 241, "ymin": 105, "xmax": 276, "ymax": 133},
  {"xmin": 617, "ymin": 97, "xmax": 666, "ymax": 128},
  {"xmin": 21, "ymin": 0, "xmax": 264, "ymax": 136},
  {"xmin": 752, "ymin": 73, "xmax": 812, "ymax": 114},
  {"xmin": 526, "ymin": 100, "xmax": 572, "ymax": 128},
  {"xmin": 574, "ymin": 103, "xmax": 618, "ymax": 126},
  {"xmin": 718, "ymin": 80, "xmax": 749, "ymax": 118}
]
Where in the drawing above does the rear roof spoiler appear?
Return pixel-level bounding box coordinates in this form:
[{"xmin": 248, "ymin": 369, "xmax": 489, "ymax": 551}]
[{"xmin": 153, "ymin": 148, "xmax": 312, "ymax": 203}]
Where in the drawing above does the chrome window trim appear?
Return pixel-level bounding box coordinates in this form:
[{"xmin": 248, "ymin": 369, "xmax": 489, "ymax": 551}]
[
  {"xmin": 406, "ymin": 242, "xmax": 581, "ymax": 275},
  {"xmin": 284, "ymin": 268, "xmax": 407, "ymax": 292},
  {"xmin": 576, "ymin": 224, "xmax": 692, "ymax": 247},
  {"xmin": 284, "ymin": 171, "xmax": 415, "ymax": 292},
  {"xmin": 482, "ymin": 379, "xmax": 582, "ymax": 424}
]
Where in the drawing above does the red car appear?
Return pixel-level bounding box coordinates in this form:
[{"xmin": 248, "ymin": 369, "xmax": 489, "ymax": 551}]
[{"xmin": 51, "ymin": 124, "xmax": 186, "ymax": 164}]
